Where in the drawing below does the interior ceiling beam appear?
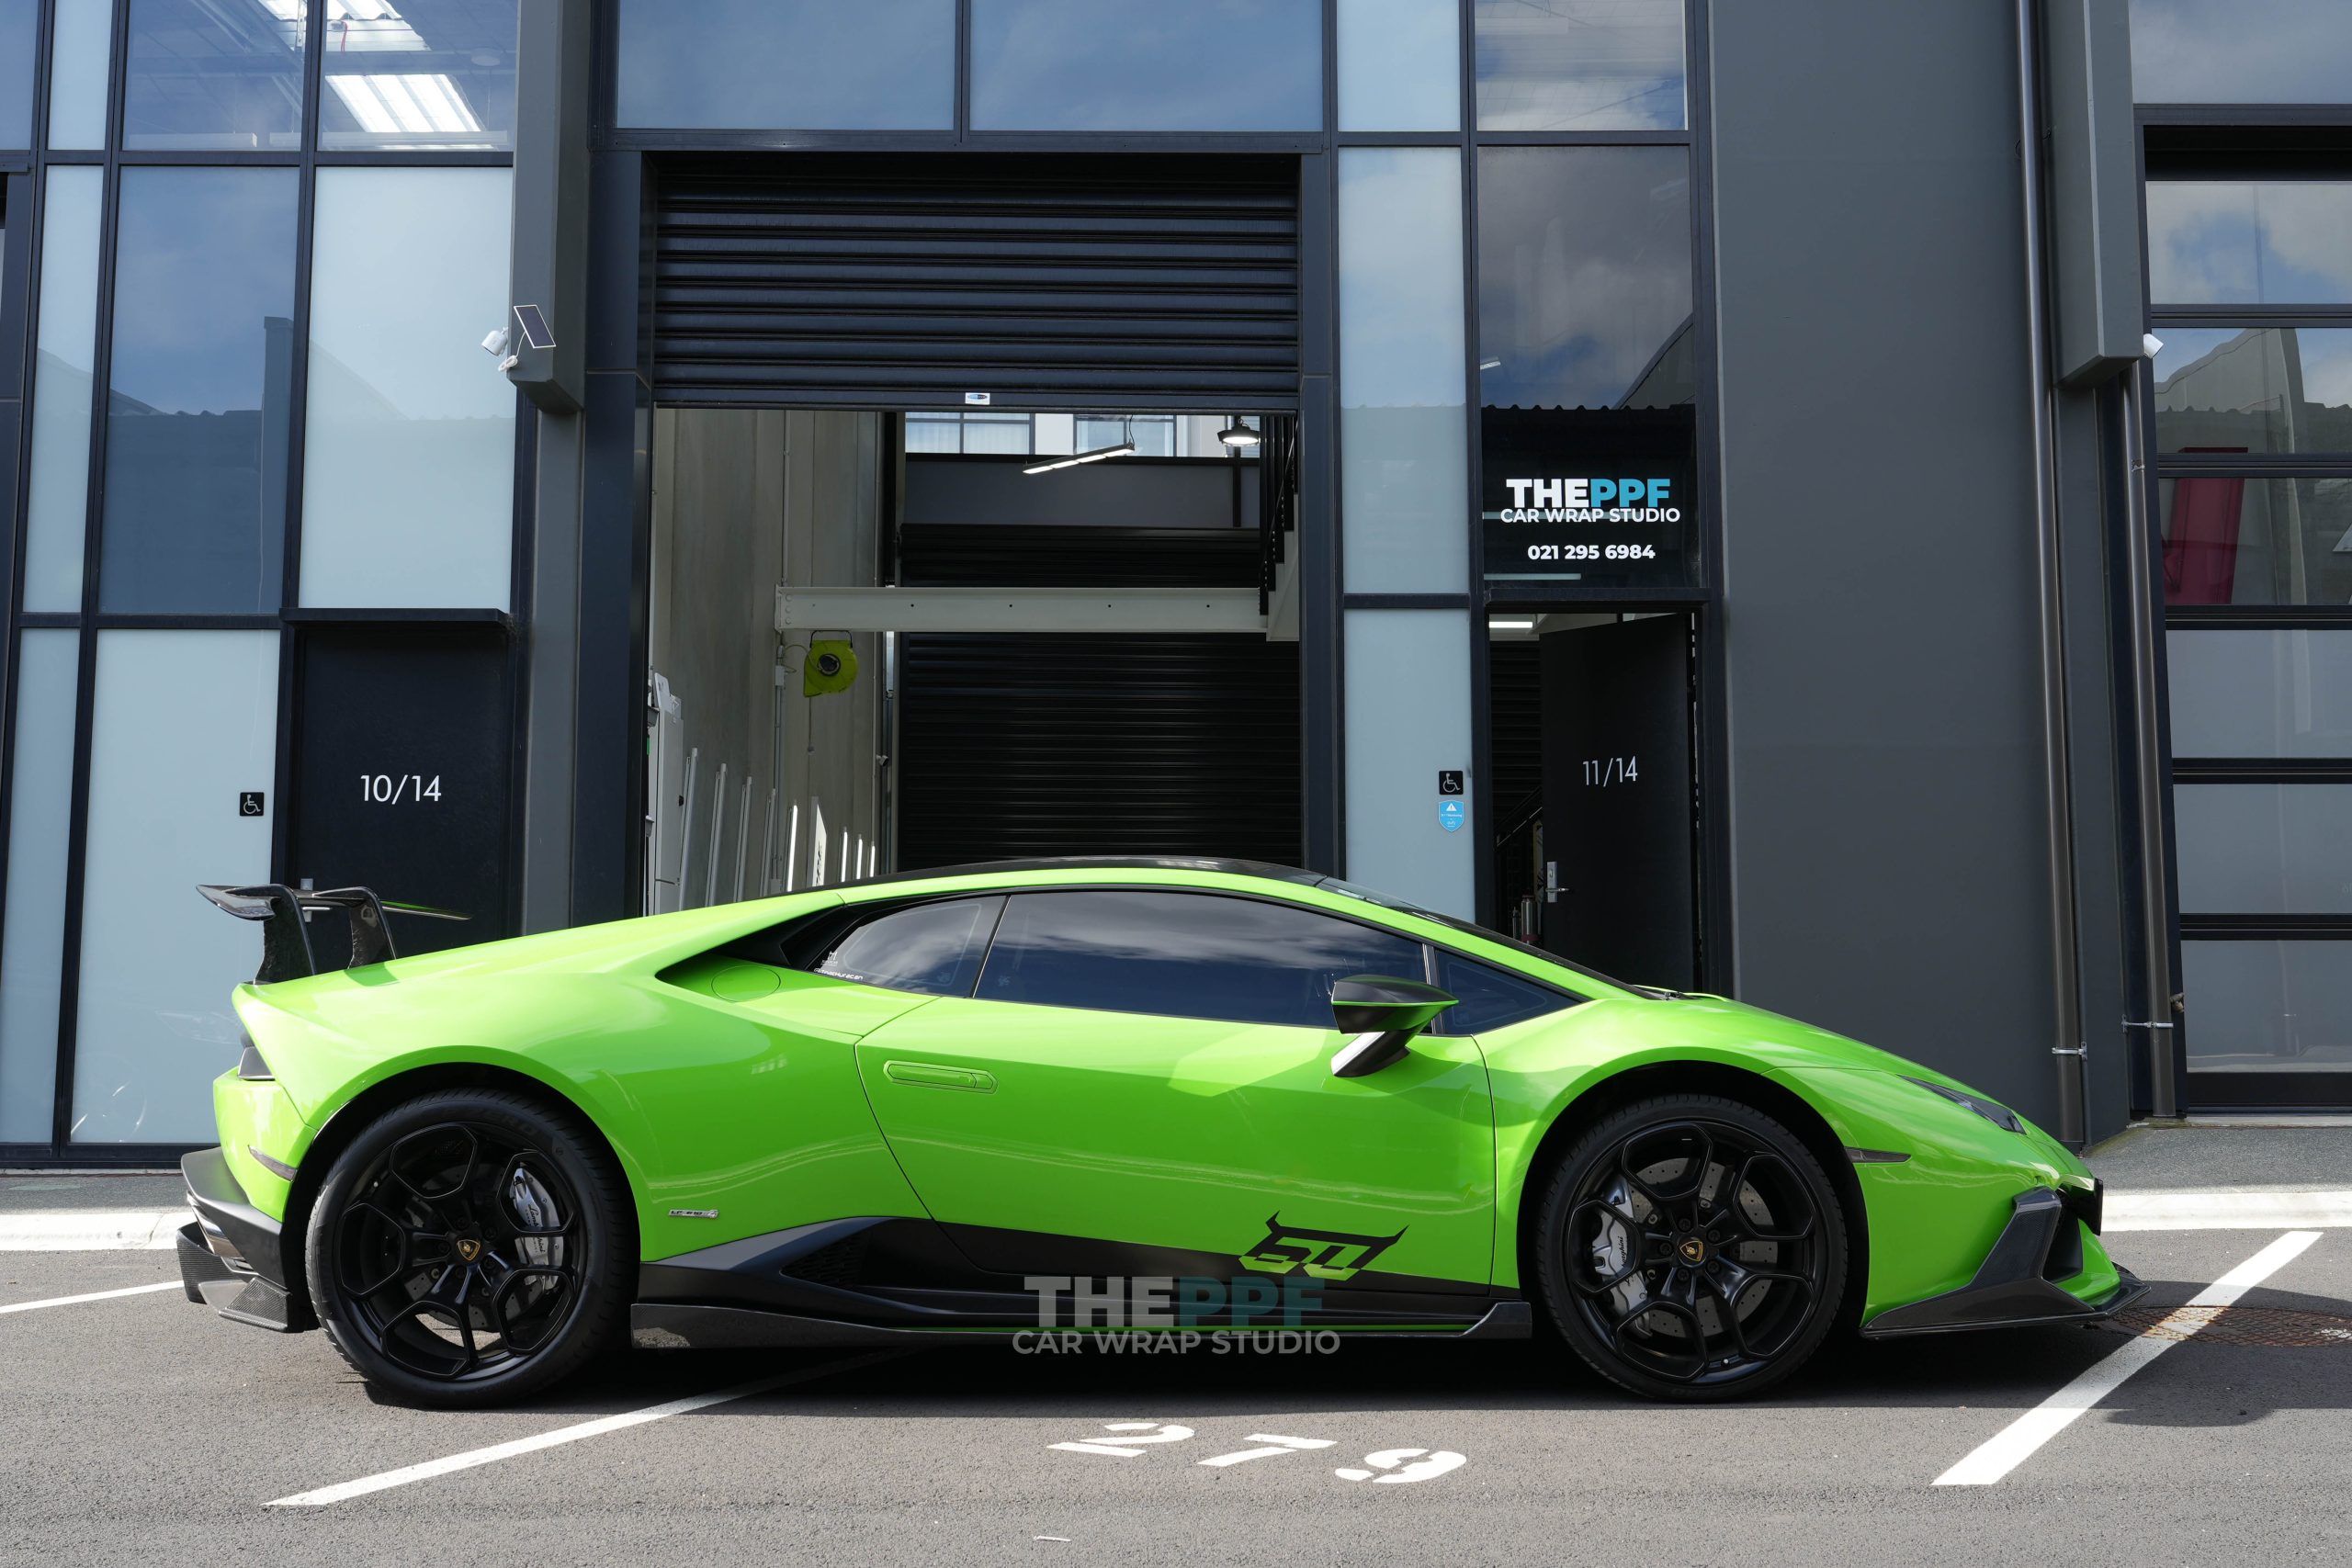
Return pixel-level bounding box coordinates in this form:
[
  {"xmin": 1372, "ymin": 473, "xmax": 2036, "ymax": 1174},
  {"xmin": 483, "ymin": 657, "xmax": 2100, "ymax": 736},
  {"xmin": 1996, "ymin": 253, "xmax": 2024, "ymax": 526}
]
[{"xmin": 776, "ymin": 586, "xmax": 1268, "ymax": 636}]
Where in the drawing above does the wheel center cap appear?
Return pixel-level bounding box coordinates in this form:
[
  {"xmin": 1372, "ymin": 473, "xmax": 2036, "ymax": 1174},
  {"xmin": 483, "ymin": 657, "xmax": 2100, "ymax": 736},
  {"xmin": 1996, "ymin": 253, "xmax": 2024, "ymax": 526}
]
[
  {"xmin": 456, "ymin": 1237, "xmax": 482, "ymax": 1263},
  {"xmin": 1677, "ymin": 1235, "xmax": 1710, "ymax": 1266}
]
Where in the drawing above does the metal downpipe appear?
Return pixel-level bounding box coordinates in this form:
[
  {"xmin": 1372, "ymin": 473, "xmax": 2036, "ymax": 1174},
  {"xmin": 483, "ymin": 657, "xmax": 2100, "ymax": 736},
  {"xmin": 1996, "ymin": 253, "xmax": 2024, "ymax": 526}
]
[
  {"xmin": 2016, "ymin": 0, "xmax": 2089, "ymax": 1147},
  {"xmin": 2120, "ymin": 361, "xmax": 2181, "ymax": 1118}
]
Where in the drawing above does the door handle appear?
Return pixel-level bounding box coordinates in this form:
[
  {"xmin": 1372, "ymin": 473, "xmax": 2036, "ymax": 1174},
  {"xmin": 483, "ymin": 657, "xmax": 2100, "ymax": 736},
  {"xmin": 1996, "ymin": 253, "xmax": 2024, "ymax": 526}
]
[{"xmin": 882, "ymin": 1060, "xmax": 996, "ymax": 1093}]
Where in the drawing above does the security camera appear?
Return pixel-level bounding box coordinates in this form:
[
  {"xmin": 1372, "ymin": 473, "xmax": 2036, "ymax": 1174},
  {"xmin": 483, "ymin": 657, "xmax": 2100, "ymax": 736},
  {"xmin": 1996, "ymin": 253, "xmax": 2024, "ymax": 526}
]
[
  {"xmin": 2143, "ymin": 332, "xmax": 2165, "ymax": 360},
  {"xmin": 481, "ymin": 325, "xmax": 512, "ymax": 356}
]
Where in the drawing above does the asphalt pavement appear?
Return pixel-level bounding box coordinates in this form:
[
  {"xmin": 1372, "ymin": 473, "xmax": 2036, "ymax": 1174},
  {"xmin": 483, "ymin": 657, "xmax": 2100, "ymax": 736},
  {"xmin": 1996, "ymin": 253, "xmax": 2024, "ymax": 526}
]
[{"xmin": 2, "ymin": 1126, "xmax": 2347, "ymax": 1568}]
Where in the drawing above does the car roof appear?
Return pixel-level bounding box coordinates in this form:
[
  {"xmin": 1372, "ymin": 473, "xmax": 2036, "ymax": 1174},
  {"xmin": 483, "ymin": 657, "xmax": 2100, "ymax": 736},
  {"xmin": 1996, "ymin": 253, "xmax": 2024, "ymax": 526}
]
[{"xmin": 846, "ymin": 855, "xmax": 1327, "ymax": 891}]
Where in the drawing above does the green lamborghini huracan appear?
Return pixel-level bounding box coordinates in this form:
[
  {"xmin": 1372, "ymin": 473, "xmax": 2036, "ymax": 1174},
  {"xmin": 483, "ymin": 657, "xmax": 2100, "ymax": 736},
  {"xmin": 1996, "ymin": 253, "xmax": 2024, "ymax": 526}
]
[{"xmin": 178, "ymin": 858, "xmax": 2141, "ymax": 1406}]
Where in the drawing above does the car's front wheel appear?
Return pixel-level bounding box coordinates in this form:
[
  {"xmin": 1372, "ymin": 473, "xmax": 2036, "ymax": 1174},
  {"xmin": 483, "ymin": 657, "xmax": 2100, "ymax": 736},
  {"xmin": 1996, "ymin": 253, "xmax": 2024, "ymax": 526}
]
[
  {"xmin": 304, "ymin": 1088, "xmax": 633, "ymax": 1407},
  {"xmin": 1533, "ymin": 1093, "xmax": 1848, "ymax": 1400}
]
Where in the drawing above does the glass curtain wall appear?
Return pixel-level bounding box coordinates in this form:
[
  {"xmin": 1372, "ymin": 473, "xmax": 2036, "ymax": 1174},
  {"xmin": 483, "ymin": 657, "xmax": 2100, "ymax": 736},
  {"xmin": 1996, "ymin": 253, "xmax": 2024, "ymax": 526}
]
[
  {"xmin": 2138, "ymin": 19, "xmax": 2352, "ymax": 1102},
  {"xmin": 0, "ymin": 1, "xmax": 520, "ymax": 1155}
]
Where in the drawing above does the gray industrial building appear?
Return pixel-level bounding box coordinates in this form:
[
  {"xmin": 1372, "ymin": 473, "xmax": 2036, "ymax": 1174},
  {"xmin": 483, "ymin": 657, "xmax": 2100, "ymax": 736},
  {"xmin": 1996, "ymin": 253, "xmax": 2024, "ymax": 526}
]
[{"xmin": 1, "ymin": 0, "xmax": 2346, "ymax": 1164}]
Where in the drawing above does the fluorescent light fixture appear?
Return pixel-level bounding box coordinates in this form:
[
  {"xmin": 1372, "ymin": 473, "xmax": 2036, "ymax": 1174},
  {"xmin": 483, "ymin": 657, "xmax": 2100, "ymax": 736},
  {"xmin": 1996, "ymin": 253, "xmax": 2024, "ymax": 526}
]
[
  {"xmin": 1488, "ymin": 618, "xmax": 1537, "ymax": 630},
  {"xmin": 1023, "ymin": 442, "xmax": 1134, "ymax": 475},
  {"xmin": 1478, "ymin": 357, "xmax": 1503, "ymax": 371},
  {"xmin": 328, "ymin": 72, "xmax": 485, "ymax": 138},
  {"xmin": 1217, "ymin": 416, "xmax": 1261, "ymax": 449}
]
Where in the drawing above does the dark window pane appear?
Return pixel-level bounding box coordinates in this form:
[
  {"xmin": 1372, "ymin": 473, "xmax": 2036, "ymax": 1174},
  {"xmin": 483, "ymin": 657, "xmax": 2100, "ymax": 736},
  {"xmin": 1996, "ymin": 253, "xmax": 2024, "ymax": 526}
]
[
  {"xmin": 971, "ymin": 0, "xmax": 1321, "ymax": 132},
  {"xmin": 1475, "ymin": 0, "xmax": 1684, "ymax": 131},
  {"xmin": 978, "ymin": 890, "xmax": 1426, "ymax": 1029},
  {"xmin": 2154, "ymin": 327, "xmax": 2352, "ymax": 455},
  {"xmin": 2158, "ymin": 474, "xmax": 2352, "ymax": 606},
  {"xmin": 2183, "ymin": 940, "xmax": 2352, "ymax": 1073},
  {"xmin": 0, "ymin": 0, "xmax": 36, "ymax": 147},
  {"xmin": 2177, "ymin": 784, "xmax": 2352, "ymax": 915},
  {"xmin": 321, "ymin": 0, "xmax": 516, "ymax": 150},
  {"xmin": 2146, "ymin": 182, "xmax": 2352, "ymax": 306},
  {"xmin": 2132, "ymin": 0, "xmax": 2352, "ymax": 105},
  {"xmin": 100, "ymin": 168, "xmax": 299, "ymax": 613},
  {"xmin": 2166, "ymin": 630, "xmax": 2352, "ymax": 759},
  {"xmin": 125, "ymin": 0, "xmax": 307, "ymax": 150},
  {"xmin": 615, "ymin": 0, "xmax": 953, "ymax": 130},
  {"xmin": 1428, "ymin": 951, "xmax": 1575, "ymax": 1036},
  {"xmin": 813, "ymin": 897, "xmax": 1003, "ymax": 997},
  {"xmin": 1477, "ymin": 147, "xmax": 1693, "ymax": 412}
]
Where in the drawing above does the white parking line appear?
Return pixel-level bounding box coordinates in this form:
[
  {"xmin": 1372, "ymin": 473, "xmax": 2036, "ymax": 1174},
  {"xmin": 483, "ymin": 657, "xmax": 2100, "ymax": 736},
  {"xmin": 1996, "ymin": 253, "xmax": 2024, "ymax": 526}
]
[
  {"xmin": 1932, "ymin": 1229, "xmax": 2322, "ymax": 1487},
  {"xmin": 267, "ymin": 1348, "xmax": 910, "ymax": 1507},
  {"xmin": 0, "ymin": 1280, "xmax": 183, "ymax": 1315}
]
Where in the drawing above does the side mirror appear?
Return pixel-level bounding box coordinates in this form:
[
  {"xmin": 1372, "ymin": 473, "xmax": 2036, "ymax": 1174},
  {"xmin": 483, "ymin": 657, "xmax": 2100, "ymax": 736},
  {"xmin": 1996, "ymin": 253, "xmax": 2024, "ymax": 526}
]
[{"xmin": 1329, "ymin": 975, "xmax": 1457, "ymax": 1078}]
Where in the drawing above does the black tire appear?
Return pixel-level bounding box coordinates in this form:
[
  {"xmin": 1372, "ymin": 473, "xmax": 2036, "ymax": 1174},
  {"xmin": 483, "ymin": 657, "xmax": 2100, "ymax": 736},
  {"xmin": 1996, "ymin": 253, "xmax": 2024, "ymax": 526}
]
[
  {"xmin": 304, "ymin": 1088, "xmax": 634, "ymax": 1408},
  {"xmin": 1532, "ymin": 1093, "xmax": 1848, "ymax": 1401}
]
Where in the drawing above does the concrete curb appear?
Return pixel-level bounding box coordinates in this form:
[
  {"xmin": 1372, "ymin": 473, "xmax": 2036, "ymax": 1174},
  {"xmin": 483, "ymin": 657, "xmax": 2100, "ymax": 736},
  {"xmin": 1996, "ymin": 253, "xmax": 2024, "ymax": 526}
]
[
  {"xmin": 2105, "ymin": 1190, "xmax": 2352, "ymax": 1231},
  {"xmin": 0, "ymin": 1211, "xmax": 186, "ymax": 1251}
]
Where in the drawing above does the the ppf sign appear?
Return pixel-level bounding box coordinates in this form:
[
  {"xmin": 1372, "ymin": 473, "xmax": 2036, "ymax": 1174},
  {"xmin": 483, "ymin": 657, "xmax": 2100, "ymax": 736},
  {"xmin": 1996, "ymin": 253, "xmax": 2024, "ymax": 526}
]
[{"xmin": 1498, "ymin": 476, "xmax": 1681, "ymax": 525}]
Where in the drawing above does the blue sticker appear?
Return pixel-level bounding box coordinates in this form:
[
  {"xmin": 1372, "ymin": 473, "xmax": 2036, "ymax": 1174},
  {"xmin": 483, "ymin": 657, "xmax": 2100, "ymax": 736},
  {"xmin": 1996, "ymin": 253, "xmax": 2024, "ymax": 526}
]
[{"xmin": 1438, "ymin": 798, "xmax": 1465, "ymax": 833}]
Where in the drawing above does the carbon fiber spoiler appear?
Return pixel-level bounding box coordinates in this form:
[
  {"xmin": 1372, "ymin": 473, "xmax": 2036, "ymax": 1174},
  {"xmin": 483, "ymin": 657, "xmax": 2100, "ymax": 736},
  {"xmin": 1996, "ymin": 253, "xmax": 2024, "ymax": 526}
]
[{"xmin": 196, "ymin": 884, "xmax": 468, "ymax": 985}]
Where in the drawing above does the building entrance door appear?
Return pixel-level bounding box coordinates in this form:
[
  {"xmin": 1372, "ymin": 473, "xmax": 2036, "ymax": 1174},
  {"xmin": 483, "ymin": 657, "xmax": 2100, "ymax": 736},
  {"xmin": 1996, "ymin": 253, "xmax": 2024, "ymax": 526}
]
[{"xmin": 1528, "ymin": 614, "xmax": 1699, "ymax": 991}]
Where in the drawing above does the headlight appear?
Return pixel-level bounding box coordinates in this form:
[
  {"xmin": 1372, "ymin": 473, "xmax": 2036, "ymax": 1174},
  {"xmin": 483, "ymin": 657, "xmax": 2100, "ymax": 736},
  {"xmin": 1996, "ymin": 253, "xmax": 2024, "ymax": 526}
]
[{"xmin": 1904, "ymin": 1076, "xmax": 2022, "ymax": 1133}]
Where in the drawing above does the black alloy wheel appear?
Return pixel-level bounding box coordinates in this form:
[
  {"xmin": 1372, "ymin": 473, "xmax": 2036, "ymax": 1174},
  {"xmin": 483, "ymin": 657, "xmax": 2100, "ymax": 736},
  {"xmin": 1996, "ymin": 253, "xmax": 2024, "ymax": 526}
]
[
  {"xmin": 305, "ymin": 1089, "xmax": 633, "ymax": 1407},
  {"xmin": 1534, "ymin": 1093, "xmax": 1848, "ymax": 1400}
]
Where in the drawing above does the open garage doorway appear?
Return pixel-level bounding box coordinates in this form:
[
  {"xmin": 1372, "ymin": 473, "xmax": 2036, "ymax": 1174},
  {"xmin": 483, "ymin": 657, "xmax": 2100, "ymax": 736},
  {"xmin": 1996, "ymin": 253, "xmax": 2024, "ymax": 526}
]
[{"xmin": 642, "ymin": 406, "xmax": 1303, "ymax": 913}]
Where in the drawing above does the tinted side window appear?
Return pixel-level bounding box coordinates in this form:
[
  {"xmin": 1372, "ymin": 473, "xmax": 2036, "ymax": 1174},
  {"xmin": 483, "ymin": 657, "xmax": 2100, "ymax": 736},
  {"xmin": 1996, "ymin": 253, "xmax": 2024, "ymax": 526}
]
[
  {"xmin": 978, "ymin": 890, "xmax": 1426, "ymax": 1029},
  {"xmin": 1430, "ymin": 952, "xmax": 1577, "ymax": 1036},
  {"xmin": 805, "ymin": 897, "xmax": 1003, "ymax": 997}
]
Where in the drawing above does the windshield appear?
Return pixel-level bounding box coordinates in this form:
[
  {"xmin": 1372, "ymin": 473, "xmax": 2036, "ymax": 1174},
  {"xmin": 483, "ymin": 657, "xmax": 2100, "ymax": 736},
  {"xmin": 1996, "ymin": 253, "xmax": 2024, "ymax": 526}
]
[{"xmin": 1311, "ymin": 876, "xmax": 1670, "ymax": 998}]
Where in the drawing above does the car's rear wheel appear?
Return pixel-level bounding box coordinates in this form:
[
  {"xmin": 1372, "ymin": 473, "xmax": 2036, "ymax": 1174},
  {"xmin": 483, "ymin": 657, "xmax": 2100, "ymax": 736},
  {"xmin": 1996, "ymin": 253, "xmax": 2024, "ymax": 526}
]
[
  {"xmin": 1533, "ymin": 1093, "xmax": 1848, "ymax": 1400},
  {"xmin": 304, "ymin": 1089, "xmax": 633, "ymax": 1407}
]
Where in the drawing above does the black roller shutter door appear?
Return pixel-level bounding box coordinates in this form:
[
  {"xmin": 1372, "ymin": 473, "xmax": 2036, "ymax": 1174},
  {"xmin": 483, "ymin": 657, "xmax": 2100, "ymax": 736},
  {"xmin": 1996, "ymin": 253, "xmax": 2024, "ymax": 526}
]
[
  {"xmin": 652, "ymin": 153, "xmax": 1299, "ymax": 409},
  {"xmin": 896, "ymin": 525, "xmax": 1298, "ymax": 869},
  {"xmin": 896, "ymin": 632, "xmax": 1300, "ymax": 870}
]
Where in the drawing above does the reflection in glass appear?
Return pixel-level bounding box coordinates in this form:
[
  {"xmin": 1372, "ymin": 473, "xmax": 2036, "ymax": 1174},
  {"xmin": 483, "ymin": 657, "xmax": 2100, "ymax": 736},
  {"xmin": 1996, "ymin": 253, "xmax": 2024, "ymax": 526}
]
[
  {"xmin": 1338, "ymin": 0, "xmax": 1460, "ymax": 132},
  {"xmin": 2131, "ymin": 0, "xmax": 2352, "ymax": 106},
  {"xmin": 1339, "ymin": 148, "xmax": 1466, "ymax": 593},
  {"xmin": 971, "ymin": 0, "xmax": 1321, "ymax": 132},
  {"xmin": 0, "ymin": 633, "xmax": 79, "ymax": 1144},
  {"xmin": 125, "ymin": 0, "xmax": 307, "ymax": 150},
  {"xmin": 2184, "ymin": 940, "xmax": 2352, "ymax": 1074},
  {"xmin": 815, "ymin": 897, "xmax": 1004, "ymax": 996},
  {"xmin": 1474, "ymin": 0, "xmax": 1684, "ymax": 131},
  {"xmin": 48, "ymin": 0, "xmax": 112, "ymax": 149},
  {"xmin": 1477, "ymin": 147, "xmax": 1693, "ymax": 412},
  {"xmin": 1347, "ymin": 610, "xmax": 1476, "ymax": 917},
  {"xmin": 2146, "ymin": 182, "xmax": 2352, "ymax": 305},
  {"xmin": 2177, "ymin": 784, "xmax": 2352, "ymax": 915},
  {"xmin": 101, "ymin": 168, "xmax": 300, "ymax": 613},
  {"xmin": 22, "ymin": 166, "xmax": 102, "ymax": 611},
  {"xmin": 2154, "ymin": 327, "xmax": 2352, "ymax": 454},
  {"xmin": 2159, "ymin": 474, "xmax": 2352, "ymax": 606},
  {"xmin": 2166, "ymin": 629, "xmax": 2352, "ymax": 757},
  {"xmin": 322, "ymin": 0, "xmax": 516, "ymax": 150},
  {"xmin": 72, "ymin": 631, "xmax": 279, "ymax": 1145},
  {"xmin": 615, "ymin": 0, "xmax": 954, "ymax": 130},
  {"xmin": 301, "ymin": 168, "xmax": 514, "ymax": 610},
  {"xmin": 0, "ymin": 0, "xmax": 36, "ymax": 147},
  {"xmin": 979, "ymin": 888, "xmax": 1426, "ymax": 1027}
]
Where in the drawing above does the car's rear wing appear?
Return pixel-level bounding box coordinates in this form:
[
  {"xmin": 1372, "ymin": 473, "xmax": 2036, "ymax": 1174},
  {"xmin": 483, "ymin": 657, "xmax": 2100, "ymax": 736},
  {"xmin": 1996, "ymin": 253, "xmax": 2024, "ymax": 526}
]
[{"xmin": 196, "ymin": 884, "xmax": 467, "ymax": 985}]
